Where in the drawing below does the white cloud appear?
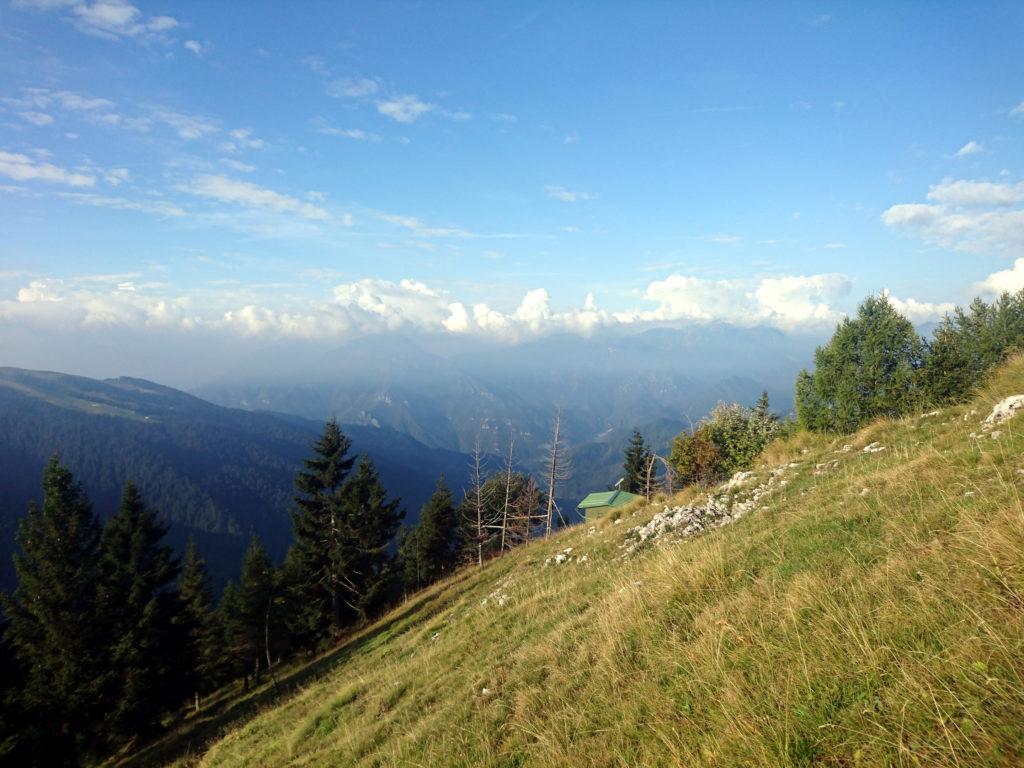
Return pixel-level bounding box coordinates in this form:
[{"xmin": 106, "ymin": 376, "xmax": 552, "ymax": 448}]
[
  {"xmin": 377, "ymin": 94, "xmax": 434, "ymax": 123},
  {"xmin": 19, "ymin": 111, "xmax": 53, "ymax": 126},
  {"xmin": 183, "ymin": 39, "xmax": 207, "ymax": 56},
  {"xmin": 0, "ymin": 151, "xmax": 95, "ymax": 187},
  {"xmin": 376, "ymin": 211, "xmax": 472, "ymax": 238},
  {"xmin": 103, "ymin": 167, "xmax": 130, "ymax": 185},
  {"xmin": 545, "ymin": 185, "xmax": 597, "ymax": 203},
  {"xmin": 977, "ymin": 257, "xmax": 1024, "ymax": 295},
  {"xmin": 926, "ymin": 178, "xmax": 1024, "ymax": 206},
  {"xmin": 57, "ymin": 191, "xmax": 185, "ymax": 217},
  {"xmin": 439, "ymin": 108, "xmax": 472, "ymax": 121},
  {"xmin": 1009, "ymin": 101, "xmax": 1024, "ymax": 117},
  {"xmin": 15, "ymin": 0, "xmax": 180, "ymax": 39},
  {"xmin": 2, "ymin": 277, "xmax": 195, "ymax": 329},
  {"xmin": 956, "ymin": 140, "xmax": 982, "ymax": 158},
  {"xmin": 317, "ymin": 124, "xmax": 382, "ymax": 142},
  {"xmin": 881, "ymin": 291, "xmax": 955, "ymax": 323},
  {"xmin": 154, "ymin": 110, "xmax": 217, "ymax": 140},
  {"xmin": 615, "ymin": 272, "xmax": 852, "ymax": 330},
  {"xmin": 185, "ymin": 174, "xmax": 331, "ymax": 221},
  {"xmin": 56, "ymin": 91, "xmax": 112, "ymax": 111},
  {"xmin": 220, "ymin": 158, "xmax": 256, "ymax": 173},
  {"xmin": 219, "ymin": 128, "xmax": 265, "ymax": 153},
  {"xmin": 823, "ymin": 243, "xmax": 846, "ymax": 249},
  {"xmin": 326, "ymin": 77, "xmax": 380, "ymax": 98},
  {"xmin": 883, "ymin": 178, "xmax": 1024, "ymax": 255}
]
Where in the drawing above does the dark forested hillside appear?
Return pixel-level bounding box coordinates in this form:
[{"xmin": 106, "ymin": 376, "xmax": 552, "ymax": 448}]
[{"xmin": 0, "ymin": 367, "xmax": 472, "ymax": 591}]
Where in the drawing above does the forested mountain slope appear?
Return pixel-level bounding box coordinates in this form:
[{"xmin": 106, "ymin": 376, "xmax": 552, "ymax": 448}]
[
  {"xmin": 0, "ymin": 368, "xmax": 472, "ymax": 589},
  {"xmin": 131, "ymin": 356, "xmax": 1024, "ymax": 768}
]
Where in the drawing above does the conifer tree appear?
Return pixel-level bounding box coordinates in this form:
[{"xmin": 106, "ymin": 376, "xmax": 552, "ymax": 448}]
[
  {"xmin": 237, "ymin": 535, "xmax": 275, "ymax": 687},
  {"xmin": 399, "ymin": 477, "xmax": 461, "ymax": 591},
  {"xmin": 214, "ymin": 581, "xmax": 247, "ymax": 689},
  {"xmin": 97, "ymin": 481, "xmax": 183, "ymax": 743},
  {"xmin": 336, "ymin": 456, "xmax": 404, "ymax": 622},
  {"xmin": 622, "ymin": 429, "xmax": 652, "ymax": 494},
  {"xmin": 290, "ymin": 419, "xmax": 355, "ymax": 642},
  {"xmin": 0, "ymin": 457, "xmax": 103, "ymax": 763},
  {"xmin": 178, "ymin": 538, "xmax": 217, "ymax": 711}
]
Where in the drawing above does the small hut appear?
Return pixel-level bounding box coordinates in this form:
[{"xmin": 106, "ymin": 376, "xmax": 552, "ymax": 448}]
[{"xmin": 576, "ymin": 489, "xmax": 641, "ymax": 522}]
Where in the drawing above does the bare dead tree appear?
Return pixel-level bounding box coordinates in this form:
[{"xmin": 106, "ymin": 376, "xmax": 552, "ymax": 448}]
[
  {"xmin": 644, "ymin": 453, "xmax": 676, "ymax": 499},
  {"xmin": 543, "ymin": 407, "xmax": 572, "ymax": 537},
  {"xmin": 499, "ymin": 436, "xmax": 515, "ymax": 553},
  {"xmin": 464, "ymin": 437, "xmax": 487, "ymax": 567}
]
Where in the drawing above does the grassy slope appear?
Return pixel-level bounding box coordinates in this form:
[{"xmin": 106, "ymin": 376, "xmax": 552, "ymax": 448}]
[{"xmin": 146, "ymin": 358, "xmax": 1024, "ymax": 767}]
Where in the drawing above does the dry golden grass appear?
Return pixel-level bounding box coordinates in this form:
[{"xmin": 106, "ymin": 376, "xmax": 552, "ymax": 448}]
[{"xmin": 132, "ymin": 357, "xmax": 1024, "ymax": 768}]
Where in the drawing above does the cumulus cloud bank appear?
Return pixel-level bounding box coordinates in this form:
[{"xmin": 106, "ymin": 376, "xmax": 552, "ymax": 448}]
[{"xmin": 2, "ymin": 269, "xmax": 958, "ymax": 344}]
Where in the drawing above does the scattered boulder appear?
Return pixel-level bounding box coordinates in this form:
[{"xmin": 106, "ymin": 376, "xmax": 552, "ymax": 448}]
[
  {"xmin": 863, "ymin": 442, "xmax": 886, "ymax": 453},
  {"xmin": 983, "ymin": 395, "xmax": 1024, "ymax": 427}
]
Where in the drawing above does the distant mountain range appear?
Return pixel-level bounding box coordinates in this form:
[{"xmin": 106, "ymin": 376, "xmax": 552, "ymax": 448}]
[
  {"xmin": 195, "ymin": 325, "xmax": 814, "ymax": 501},
  {"xmin": 0, "ymin": 367, "xmax": 474, "ymax": 591}
]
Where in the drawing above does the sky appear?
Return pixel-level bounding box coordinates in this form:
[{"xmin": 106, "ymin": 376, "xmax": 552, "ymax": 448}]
[{"xmin": 1, "ymin": 0, "xmax": 1024, "ymax": 381}]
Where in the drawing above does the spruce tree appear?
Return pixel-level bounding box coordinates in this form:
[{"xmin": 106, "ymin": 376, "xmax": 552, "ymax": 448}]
[
  {"xmin": 0, "ymin": 457, "xmax": 103, "ymax": 764},
  {"xmin": 336, "ymin": 456, "xmax": 404, "ymax": 623},
  {"xmin": 622, "ymin": 429, "xmax": 652, "ymax": 494},
  {"xmin": 399, "ymin": 477, "xmax": 461, "ymax": 592},
  {"xmin": 290, "ymin": 419, "xmax": 355, "ymax": 643},
  {"xmin": 214, "ymin": 581, "xmax": 247, "ymax": 689},
  {"xmin": 178, "ymin": 538, "xmax": 217, "ymax": 711},
  {"xmin": 97, "ymin": 481, "xmax": 183, "ymax": 744},
  {"xmin": 238, "ymin": 535, "xmax": 275, "ymax": 687}
]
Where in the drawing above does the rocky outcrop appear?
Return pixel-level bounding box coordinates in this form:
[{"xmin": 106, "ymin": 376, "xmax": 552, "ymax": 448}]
[{"xmin": 621, "ymin": 463, "xmax": 798, "ymax": 555}]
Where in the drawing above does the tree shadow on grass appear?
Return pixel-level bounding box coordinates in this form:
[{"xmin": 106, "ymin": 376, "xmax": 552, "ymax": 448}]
[{"xmin": 109, "ymin": 574, "xmax": 470, "ymax": 768}]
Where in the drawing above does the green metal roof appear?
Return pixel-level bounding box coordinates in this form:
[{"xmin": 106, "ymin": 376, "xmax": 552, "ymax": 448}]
[{"xmin": 577, "ymin": 489, "xmax": 640, "ymax": 510}]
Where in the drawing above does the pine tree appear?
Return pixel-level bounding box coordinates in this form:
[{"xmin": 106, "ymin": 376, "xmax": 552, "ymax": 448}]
[
  {"xmin": 399, "ymin": 477, "xmax": 461, "ymax": 592},
  {"xmin": 0, "ymin": 457, "xmax": 103, "ymax": 764},
  {"xmin": 0, "ymin": 618, "xmax": 28, "ymax": 763},
  {"xmin": 622, "ymin": 429, "xmax": 652, "ymax": 494},
  {"xmin": 290, "ymin": 419, "xmax": 355, "ymax": 643},
  {"xmin": 97, "ymin": 481, "xmax": 184, "ymax": 744},
  {"xmin": 214, "ymin": 581, "xmax": 247, "ymax": 689},
  {"xmin": 237, "ymin": 535, "xmax": 275, "ymax": 687},
  {"xmin": 336, "ymin": 456, "xmax": 404, "ymax": 622},
  {"xmin": 178, "ymin": 538, "xmax": 217, "ymax": 711}
]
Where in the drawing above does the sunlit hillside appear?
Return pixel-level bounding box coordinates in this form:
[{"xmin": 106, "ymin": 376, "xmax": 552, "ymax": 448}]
[{"xmin": 124, "ymin": 357, "xmax": 1024, "ymax": 768}]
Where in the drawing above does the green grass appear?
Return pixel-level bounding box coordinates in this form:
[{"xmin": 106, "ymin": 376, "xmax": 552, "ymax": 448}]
[{"xmin": 123, "ymin": 358, "xmax": 1024, "ymax": 768}]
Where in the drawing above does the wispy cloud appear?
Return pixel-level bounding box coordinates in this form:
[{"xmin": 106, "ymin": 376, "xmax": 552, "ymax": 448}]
[
  {"xmin": 57, "ymin": 191, "xmax": 185, "ymax": 217},
  {"xmin": 883, "ymin": 177, "xmax": 1024, "ymax": 255},
  {"xmin": 0, "ymin": 150, "xmax": 95, "ymax": 187},
  {"xmin": 154, "ymin": 110, "xmax": 218, "ymax": 140},
  {"xmin": 1009, "ymin": 101, "xmax": 1024, "ymax": 117},
  {"xmin": 326, "ymin": 77, "xmax": 380, "ymax": 98},
  {"xmin": 314, "ymin": 120, "xmax": 382, "ymax": 142},
  {"xmin": 956, "ymin": 140, "xmax": 982, "ymax": 158},
  {"xmin": 14, "ymin": 0, "xmax": 180, "ymax": 41},
  {"xmin": 545, "ymin": 185, "xmax": 597, "ymax": 203},
  {"xmin": 377, "ymin": 94, "xmax": 434, "ymax": 123},
  {"xmin": 18, "ymin": 111, "xmax": 53, "ymax": 126},
  {"xmin": 184, "ymin": 175, "xmax": 332, "ymax": 221},
  {"xmin": 184, "ymin": 39, "xmax": 209, "ymax": 56}
]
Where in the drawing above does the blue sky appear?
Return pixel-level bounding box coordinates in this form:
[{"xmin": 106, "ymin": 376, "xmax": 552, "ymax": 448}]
[{"xmin": 1, "ymin": 0, "xmax": 1023, "ymax": 356}]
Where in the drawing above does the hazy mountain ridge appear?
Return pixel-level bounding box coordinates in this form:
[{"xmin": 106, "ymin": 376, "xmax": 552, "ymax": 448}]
[{"xmin": 195, "ymin": 326, "xmax": 812, "ymax": 496}]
